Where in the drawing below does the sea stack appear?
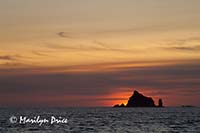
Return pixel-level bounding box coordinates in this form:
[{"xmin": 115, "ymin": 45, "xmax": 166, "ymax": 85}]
[
  {"xmin": 158, "ymin": 99, "xmax": 163, "ymax": 107},
  {"xmin": 113, "ymin": 90, "xmax": 163, "ymax": 107},
  {"xmin": 126, "ymin": 90, "xmax": 156, "ymax": 107}
]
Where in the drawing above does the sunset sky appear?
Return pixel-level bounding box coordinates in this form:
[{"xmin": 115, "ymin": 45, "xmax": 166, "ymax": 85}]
[{"xmin": 0, "ymin": 0, "xmax": 200, "ymax": 107}]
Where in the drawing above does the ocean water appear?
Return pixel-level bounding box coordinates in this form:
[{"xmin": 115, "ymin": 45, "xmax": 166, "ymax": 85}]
[{"xmin": 0, "ymin": 107, "xmax": 199, "ymax": 133}]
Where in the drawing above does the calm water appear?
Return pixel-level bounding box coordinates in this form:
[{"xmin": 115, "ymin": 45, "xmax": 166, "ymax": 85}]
[{"xmin": 0, "ymin": 107, "xmax": 199, "ymax": 133}]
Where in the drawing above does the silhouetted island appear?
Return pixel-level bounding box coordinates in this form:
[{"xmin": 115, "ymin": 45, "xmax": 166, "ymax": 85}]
[{"xmin": 114, "ymin": 90, "xmax": 163, "ymax": 107}]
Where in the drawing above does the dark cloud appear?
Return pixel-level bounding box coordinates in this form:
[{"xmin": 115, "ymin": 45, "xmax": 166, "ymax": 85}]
[
  {"xmin": 0, "ymin": 61, "xmax": 200, "ymax": 97},
  {"xmin": 0, "ymin": 55, "xmax": 15, "ymax": 61},
  {"xmin": 57, "ymin": 32, "xmax": 73, "ymax": 39},
  {"xmin": 58, "ymin": 27, "xmax": 147, "ymax": 37},
  {"xmin": 167, "ymin": 46, "xmax": 200, "ymax": 51},
  {"xmin": 0, "ymin": 60, "xmax": 200, "ymax": 106},
  {"xmin": 162, "ymin": 37, "xmax": 200, "ymax": 52}
]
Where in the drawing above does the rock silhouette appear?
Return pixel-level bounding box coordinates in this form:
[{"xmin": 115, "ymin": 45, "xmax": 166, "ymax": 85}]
[
  {"xmin": 114, "ymin": 90, "xmax": 163, "ymax": 107},
  {"xmin": 158, "ymin": 99, "xmax": 163, "ymax": 107},
  {"xmin": 114, "ymin": 103, "xmax": 125, "ymax": 107},
  {"xmin": 126, "ymin": 90, "xmax": 156, "ymax": 107}
]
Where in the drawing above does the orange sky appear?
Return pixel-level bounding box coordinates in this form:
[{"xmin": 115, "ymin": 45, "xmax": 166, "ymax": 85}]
[{"xmin": 0, "ymin": 0, "xmax": 200, "ymax": 107}]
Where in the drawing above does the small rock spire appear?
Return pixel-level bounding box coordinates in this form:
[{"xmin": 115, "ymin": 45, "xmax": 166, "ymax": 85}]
[{"xmin": 158, "ymin": 99, "xmax": 163, "ymax": 107}]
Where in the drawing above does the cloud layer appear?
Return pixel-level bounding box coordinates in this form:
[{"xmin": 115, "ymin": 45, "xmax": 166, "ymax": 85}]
[{"xmin": 0, "ymin": 60, "xmax": 200, "ymax": 106}]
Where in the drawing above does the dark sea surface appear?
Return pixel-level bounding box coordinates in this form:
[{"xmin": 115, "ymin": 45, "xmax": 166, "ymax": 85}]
[{"xmin": 0, "ymin": 107, "xmax": 199, "ymax": 133}]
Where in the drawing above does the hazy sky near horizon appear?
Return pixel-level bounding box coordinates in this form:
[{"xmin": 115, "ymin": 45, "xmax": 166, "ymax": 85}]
[{"xmin": 0, "ymin": 0, "xmax": 200, "ymax": 106}]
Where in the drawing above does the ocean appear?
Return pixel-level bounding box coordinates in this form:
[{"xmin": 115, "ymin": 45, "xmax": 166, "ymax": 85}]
[{"xmin": 0, "ymin": 107, "xmax": 199, "ymax": 133}]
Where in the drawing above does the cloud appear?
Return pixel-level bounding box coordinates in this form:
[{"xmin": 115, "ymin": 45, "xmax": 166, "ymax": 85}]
[
  {"xmin": 0, "ymin": 60, "xmax": 199, "ymax": 95},
  {"xmin": 46, "ymin": 43, "xmax": 85, "ymax": 51},
  {"xmin": 161, "ymin": 37, "xmax": 200, "ymax": 52},
  {"xmin": 93, "ymin": 41, "xmax": 135, "ymax": 53},
  {"xmin": 94, "ymin": 25, "xmax": 168, "ymax": 34},
  {"xmin": 168, "ymin": 37, "xmax": 200, "ymax": 46},
  {"xmin": 46, "ymin": 41, "xmax": 136, "ymax": 53},
  {"xmin": 55, "ymin": 26, "xmax": 169, "ymax": 53},
  {"xmin": 57, "ymin": 32, "xmax": 73, "ymax": 39},
  {"xmin": 32, "ymin": 51, "xmax": 51, "ymax": 57},
  {"xmin": 167, "ymin": 46, "xmax": 200, "ymax": 51},
  {"xmin": 93, "ymin": 41, "xmax": 110, "ymax": 49},
  {"xmin": 0, "ymin": 60, "xmax": 200, "ymax": 106},
  {"xmin": 0, "ymin": 55, "xmax": 15, "ymax": 61}
]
